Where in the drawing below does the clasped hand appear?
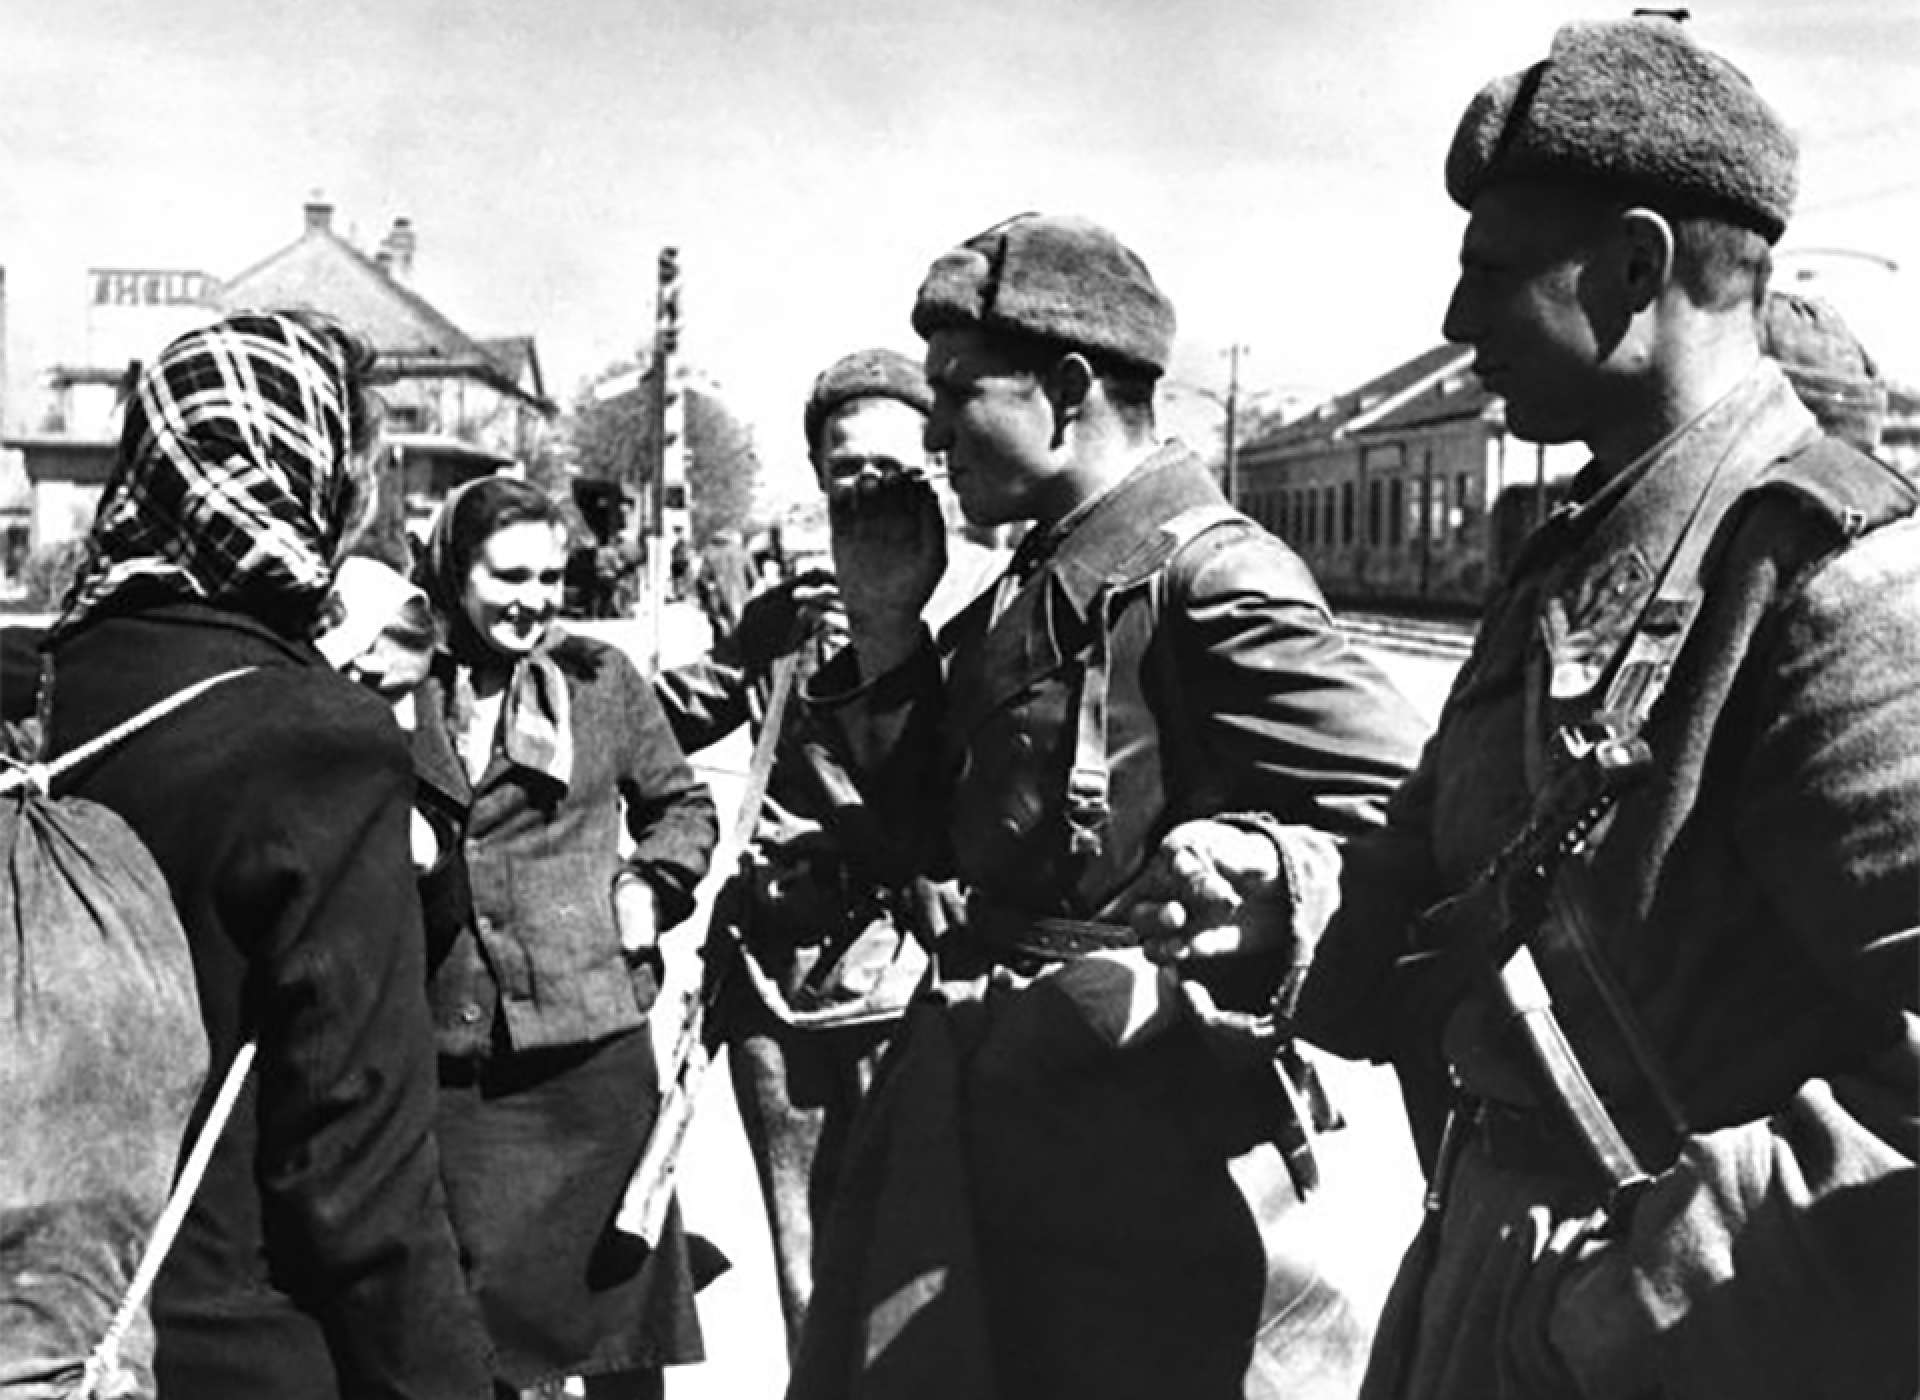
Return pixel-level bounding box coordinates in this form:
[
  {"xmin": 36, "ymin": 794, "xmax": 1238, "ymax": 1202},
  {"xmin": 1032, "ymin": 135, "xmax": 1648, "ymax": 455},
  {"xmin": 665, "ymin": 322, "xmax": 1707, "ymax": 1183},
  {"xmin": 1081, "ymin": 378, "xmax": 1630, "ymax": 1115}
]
[{"xmin": 1113, "ymin": 818, "xmax": 1294, "ymax": 965}]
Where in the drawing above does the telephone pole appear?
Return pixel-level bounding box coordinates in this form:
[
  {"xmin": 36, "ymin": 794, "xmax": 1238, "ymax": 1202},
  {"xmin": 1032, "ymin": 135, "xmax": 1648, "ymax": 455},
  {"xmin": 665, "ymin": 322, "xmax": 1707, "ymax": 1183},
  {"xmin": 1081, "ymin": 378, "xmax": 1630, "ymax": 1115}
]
[
  {"xmin": 1223, "ymin": 343, "xmax": 1248, "ymax": 507},
  {"xmin": 641, "ymin": 246, "xmax": 687, "ymax": 668}
]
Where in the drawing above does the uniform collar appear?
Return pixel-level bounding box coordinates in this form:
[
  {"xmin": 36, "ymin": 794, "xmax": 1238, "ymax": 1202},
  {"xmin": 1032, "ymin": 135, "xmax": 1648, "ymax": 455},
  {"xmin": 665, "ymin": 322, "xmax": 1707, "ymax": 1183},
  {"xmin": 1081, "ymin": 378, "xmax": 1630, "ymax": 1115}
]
[{"xmin": 1022, "ymin": 441, "xmax": 1221, "ymax": 620}]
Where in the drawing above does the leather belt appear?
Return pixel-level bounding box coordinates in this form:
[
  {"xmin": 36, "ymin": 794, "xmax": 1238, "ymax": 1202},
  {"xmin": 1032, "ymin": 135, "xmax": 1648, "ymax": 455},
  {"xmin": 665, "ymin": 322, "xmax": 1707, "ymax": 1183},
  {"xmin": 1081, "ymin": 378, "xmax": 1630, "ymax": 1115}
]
[{"xmin": 962, "ymin": 896, "xmax": 1140, "ymax": 964}]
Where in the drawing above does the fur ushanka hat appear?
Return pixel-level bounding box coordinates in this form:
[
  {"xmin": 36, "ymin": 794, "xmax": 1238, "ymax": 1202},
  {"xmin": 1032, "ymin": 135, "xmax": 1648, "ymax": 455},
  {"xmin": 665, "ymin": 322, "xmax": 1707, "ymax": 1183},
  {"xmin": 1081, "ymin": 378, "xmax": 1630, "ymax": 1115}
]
[
  {"xmin": 912, "ymin": 213, "xmax": 1176, "ymax": 376},
  {"xmin": 1445, "ymin": 17, "xmax": 1798, "ymax": 242}
]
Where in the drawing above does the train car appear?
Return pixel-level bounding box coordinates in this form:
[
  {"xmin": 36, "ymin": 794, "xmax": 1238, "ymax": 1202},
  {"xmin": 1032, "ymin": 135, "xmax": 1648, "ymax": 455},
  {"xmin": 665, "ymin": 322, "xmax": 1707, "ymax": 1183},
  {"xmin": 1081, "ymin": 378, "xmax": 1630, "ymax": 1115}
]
[{"xmin": 1234, "ymin": 345, "xmax": 1584, "ymax": 613}]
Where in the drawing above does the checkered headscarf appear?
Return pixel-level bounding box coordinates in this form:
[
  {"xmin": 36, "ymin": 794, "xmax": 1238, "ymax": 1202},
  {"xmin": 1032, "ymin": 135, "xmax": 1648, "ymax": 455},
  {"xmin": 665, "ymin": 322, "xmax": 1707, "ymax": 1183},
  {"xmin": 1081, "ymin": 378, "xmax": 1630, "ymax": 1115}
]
[{"xmin": 51, "ymin": 311, "xmax": 367, "ymax": 639}]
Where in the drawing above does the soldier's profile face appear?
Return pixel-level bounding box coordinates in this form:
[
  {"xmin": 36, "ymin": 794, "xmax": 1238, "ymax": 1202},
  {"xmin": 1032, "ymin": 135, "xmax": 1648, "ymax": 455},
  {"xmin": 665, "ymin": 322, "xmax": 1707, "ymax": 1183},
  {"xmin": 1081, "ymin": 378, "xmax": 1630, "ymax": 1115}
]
[
  {"xmin": 813, "ymin": 397, "xmax": 929, "ymax": 497},
  {"xmin": 922, "ymin": 327, "xmax": 1055, "ymax": 528},
  {"xmin": 1442, "ymin": 184, "xmax": 1612, "ymax": 447}
]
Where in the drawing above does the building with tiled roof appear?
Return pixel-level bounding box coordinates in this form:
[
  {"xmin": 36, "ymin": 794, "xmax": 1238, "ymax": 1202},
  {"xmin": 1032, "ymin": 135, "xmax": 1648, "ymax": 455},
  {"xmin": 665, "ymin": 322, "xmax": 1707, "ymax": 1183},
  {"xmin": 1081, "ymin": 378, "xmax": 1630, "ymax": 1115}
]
[
  {"xmin": 6, "ymin": 198, "xmax": 556, "ymax": 564},
  {"xmin": 219, "ymin": 200, "xmax": 555, "ymax": 458}
]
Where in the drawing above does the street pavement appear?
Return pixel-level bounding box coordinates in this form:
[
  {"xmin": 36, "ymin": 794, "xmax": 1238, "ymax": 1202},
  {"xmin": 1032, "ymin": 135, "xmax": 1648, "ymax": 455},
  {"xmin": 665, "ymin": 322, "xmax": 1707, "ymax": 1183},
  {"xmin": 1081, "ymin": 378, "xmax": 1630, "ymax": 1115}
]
[{"xmin": 591, "ymin": 601, "xmax": 1461, "ymax": 1400}]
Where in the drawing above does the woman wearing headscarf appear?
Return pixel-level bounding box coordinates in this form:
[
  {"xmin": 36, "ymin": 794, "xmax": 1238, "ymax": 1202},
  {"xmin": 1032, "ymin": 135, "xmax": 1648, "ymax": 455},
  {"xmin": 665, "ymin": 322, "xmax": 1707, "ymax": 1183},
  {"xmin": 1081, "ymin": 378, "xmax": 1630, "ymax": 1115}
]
[
  {"xmin": 39, "ymin": 310, "xmax": 492, "ymax": 1399},
  {"xmin": 413, "ymin": 476, "xmax": 719, "ymax": 1400}
]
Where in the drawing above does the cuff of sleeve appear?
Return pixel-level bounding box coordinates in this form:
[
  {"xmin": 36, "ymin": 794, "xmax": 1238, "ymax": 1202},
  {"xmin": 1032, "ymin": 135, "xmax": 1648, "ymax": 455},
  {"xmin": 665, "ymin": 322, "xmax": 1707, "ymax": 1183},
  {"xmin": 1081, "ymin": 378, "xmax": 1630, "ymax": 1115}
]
[
  {"xmin": 802, "ymin": 626, "xmax": 937, "ymax": 710},
  {"xmin": 627, "ymin": 861, "xmax": 698, "ymax": 931},
  {"xmin": 1213, "ymin": 812, "xmax": 1343, "ymax": 1016}
]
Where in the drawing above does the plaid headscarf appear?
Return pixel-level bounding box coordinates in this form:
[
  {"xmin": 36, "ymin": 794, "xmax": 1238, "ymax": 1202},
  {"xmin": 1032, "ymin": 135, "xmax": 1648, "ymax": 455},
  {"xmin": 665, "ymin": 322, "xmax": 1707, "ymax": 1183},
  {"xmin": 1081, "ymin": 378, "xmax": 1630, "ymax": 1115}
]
[{"xmin": 51, "ymin": 311, "xmax": 366, "ymax": 640}]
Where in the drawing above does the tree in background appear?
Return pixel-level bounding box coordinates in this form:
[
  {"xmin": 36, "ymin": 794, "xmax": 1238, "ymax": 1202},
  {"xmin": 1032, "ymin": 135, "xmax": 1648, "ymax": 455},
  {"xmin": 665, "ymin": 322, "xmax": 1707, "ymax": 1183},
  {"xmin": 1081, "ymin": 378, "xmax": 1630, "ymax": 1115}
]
[{"xmin": 565, "ymin": 357, "xmax": 762, "ymax": 544}]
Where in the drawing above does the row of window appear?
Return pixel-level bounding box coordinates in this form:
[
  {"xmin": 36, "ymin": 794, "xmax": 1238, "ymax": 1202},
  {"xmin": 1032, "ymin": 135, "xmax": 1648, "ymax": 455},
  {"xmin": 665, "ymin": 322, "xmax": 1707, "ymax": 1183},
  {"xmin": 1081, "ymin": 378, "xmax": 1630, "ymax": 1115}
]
[{"xmin": 1245, "ymin": 471, "xmax": 1480, "ymax": 554}]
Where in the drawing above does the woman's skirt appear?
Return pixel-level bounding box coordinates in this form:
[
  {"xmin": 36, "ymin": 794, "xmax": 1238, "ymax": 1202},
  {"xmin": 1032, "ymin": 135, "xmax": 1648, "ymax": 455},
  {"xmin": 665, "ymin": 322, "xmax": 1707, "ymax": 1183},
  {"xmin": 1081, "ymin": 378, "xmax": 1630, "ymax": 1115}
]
[{"xmin": 437, "ymin": 1027, "xmax": 706, "ymax": 1388}]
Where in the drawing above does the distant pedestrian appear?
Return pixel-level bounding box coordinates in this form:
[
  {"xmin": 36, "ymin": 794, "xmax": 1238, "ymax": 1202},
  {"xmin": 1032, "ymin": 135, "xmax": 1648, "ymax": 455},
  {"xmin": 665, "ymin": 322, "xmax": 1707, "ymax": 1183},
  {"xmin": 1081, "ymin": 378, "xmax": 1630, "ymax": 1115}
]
[
  {"xmin": 694, "ymin": 528, "xmax": 756, "ymax": 641},
  {"xmin": 669, "ymin": 527, "xmax": 692, "ymax": 601},
  {"xmin": 414, "ymin": 476, "xmax": 721, "ymax": 1400}
]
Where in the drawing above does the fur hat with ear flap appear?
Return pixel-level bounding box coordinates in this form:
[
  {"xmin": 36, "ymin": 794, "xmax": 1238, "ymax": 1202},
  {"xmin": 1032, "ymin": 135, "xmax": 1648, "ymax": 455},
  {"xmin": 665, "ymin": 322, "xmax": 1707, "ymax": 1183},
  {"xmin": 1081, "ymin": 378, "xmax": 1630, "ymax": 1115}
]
[
  {"xmin": 912, "ymin": 213, "xmax": 1176, "ymax": 375},
  {"xmin": 803, "ymin": 347, "xmax": 932, "ymax": 456},
  {"xmin": 1446, "ymin": 16, "xmax": 1798, "ymax": 242}
]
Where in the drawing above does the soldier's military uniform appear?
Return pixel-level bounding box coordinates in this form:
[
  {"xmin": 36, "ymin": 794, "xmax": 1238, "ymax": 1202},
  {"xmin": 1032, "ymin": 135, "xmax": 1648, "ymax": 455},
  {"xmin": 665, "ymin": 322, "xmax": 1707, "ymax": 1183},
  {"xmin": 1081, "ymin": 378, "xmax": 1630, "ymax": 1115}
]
[
  {"xmin": 656, "ymin": 349, "xmax": 1010, "ymax": 1357},
  {"xmin": 656, "ymin": 534, "xmax": 1004, "ymax": 1354},
  {"xmin": 1296, "ymin": 21, "xmax": 1920, "ymax": 1400},
  {"xmin": 792, "ymin": 216, "xmax": 1428, "ymax": 1400}
]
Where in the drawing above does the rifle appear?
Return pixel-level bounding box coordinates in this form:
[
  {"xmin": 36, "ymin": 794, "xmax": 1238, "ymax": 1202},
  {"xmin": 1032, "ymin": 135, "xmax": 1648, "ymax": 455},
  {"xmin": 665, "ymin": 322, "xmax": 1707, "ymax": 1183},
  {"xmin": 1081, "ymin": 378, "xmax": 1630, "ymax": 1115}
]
[
  {"xmin": 1407, "ymin": 722, "xmax": 1657, "ymax": 1209},
  {"xmin": 615, "ymin": 648, "xmax": 802, "ymax": 1245}
]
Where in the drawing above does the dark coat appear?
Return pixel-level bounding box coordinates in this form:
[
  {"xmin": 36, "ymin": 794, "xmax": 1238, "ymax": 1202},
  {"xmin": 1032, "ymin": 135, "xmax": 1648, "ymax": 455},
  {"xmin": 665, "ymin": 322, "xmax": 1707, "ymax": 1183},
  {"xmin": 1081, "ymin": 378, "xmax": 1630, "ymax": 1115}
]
[
  {"xmin": 796, "ymin": 444, "xmax": 1427, "ymax": 1399},
  {"xmin": 44, "ymin": 601, "xmax": 491, "ymax": 1400},
  {"xmin": 815, "ymin": 442, "xmax": 1427, "ymax": 1004},
  {"xmin": 1299, "ymin": 365, "xmax": 1920, "ymax": 1399}
]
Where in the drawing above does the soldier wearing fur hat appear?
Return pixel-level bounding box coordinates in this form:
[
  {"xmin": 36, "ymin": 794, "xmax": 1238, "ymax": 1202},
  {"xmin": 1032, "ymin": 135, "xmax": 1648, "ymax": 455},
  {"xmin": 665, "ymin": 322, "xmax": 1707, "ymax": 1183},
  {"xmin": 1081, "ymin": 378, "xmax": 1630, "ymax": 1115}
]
[
  {"xmin": 1138, "ymin": 16, "xmax": 1920, "ymax": 1400},
  {"xmin": 653, "ymin": 348, "xmax": 1008, "ymax": 1357},
  {"xmin": 788, "ymin": 214, "xmax": 1427, "ymax": 1399}
]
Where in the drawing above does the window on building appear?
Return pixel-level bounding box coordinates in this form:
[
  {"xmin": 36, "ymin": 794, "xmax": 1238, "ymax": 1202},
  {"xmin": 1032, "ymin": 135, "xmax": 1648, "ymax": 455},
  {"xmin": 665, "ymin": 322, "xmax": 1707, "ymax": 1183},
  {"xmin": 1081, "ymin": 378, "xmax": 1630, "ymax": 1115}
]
[
  {"xmin": 1322, "ymin": 485, "xmax": 1336, "ymax": 547},
  {"xmin": 1389, "ymin": 478, "xmax": 1404, "ymax": 547},
  {"xmin": 387, "ymin": 402, "xmax": 427, "ymax": 433},
  {"xmin": 1341, "ymin": 481, "xmax": 1355, "ymax": 546},
  {"xmin": 1368, "ymin": 478, "xmax": 1383, "ymax": 547}
]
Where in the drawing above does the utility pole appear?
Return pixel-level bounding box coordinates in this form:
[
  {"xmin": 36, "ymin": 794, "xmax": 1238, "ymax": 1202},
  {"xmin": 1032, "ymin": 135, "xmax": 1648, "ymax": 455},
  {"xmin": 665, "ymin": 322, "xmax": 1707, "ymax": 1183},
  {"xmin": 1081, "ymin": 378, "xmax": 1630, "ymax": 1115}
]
[
  {"xmin": 1223, "ymin": 343, "xmax": 1248, "ymax": 507},
  {"xmin": 642, "ymin": 246, "xmax": 687, "ymax": 669}
]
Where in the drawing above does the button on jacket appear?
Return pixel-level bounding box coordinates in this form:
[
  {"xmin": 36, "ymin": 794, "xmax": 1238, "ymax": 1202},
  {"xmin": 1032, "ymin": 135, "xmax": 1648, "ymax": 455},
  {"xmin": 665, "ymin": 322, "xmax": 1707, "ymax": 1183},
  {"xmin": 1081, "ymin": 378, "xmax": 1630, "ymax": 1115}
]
[{"xmin": 417, "ymin": 633, "xmax": 719, "ymax": 1058}]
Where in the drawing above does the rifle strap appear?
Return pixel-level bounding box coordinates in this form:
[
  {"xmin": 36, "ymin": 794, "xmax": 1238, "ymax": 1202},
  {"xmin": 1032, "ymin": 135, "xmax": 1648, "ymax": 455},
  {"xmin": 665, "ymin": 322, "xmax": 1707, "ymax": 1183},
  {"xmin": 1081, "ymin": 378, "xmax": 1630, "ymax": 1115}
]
[{"xmin": 1512, "ymin": 428, "xmax": 1784, "ymax": 1160}]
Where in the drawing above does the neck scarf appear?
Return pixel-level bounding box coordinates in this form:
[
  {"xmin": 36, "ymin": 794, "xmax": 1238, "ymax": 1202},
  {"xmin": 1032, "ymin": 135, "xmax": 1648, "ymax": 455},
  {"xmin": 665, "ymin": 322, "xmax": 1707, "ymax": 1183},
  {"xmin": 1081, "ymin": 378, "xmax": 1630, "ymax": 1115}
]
[
  {"xmin": 420, "ymin": 479, "xmax": 574, "ymax": 793},
  {"xmin": 51, "ymin": 312, "xmax": 360, "ymax": 641}
]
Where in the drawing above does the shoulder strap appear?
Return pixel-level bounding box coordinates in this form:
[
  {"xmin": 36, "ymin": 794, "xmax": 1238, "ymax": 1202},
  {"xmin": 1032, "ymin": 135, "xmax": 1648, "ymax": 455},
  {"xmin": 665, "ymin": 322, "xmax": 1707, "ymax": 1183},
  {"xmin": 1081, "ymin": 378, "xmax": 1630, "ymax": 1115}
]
[
  {"xmin": 1524, "ymin": 435, "xmax": 1913, "ymax": 1168},
  {"xmin": 1065, "ymin": 502, "xmax": 1252, "ymax": 863},
  {"xmin": 79, "ymin": 1042, "xmax": 257, "ymax": 1399},
  {"xmin": 1593, "ymin": 434, "xmax": 1915, "ymax": 746},
  {"xmin": 1747, "ymin": 434, "xmax": 1918, "ymax": 542},
  {"xmin": 4, "ymin": 667, "xmax": 259, "ymax": 799}
]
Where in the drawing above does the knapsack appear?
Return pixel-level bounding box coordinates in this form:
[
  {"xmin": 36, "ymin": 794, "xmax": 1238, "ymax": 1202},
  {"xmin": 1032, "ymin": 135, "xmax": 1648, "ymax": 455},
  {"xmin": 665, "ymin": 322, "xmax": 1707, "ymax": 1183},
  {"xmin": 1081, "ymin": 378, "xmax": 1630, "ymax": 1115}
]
[{"xmin": 1, "ymin": 670, "xmax": 253, "ymax": 1400}]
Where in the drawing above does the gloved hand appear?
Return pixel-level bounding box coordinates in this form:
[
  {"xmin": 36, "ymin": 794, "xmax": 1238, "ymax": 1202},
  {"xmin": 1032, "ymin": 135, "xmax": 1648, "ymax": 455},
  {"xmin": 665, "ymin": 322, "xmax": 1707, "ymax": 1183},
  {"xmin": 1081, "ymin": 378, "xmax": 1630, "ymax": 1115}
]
[{"xmin": 726, "ymin": 568, "xmax": 842, "ymax": 669}]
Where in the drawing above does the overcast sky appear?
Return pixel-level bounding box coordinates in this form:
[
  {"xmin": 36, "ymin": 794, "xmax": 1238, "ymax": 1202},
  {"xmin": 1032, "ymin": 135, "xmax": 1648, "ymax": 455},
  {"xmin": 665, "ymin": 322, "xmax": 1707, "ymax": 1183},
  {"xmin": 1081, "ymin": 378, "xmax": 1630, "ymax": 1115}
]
[{"xmin": 3, "ymin": 0, "xmax": 1915, "ymax": 487}]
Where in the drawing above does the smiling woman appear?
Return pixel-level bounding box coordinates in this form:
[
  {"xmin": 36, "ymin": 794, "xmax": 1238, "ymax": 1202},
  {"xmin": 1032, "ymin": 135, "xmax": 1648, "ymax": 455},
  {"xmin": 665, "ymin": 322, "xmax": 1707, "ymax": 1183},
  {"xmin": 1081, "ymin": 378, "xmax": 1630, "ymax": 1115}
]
[{"xmin": 412, "ymin": 475, "xmax": 722, "ymax": 1399}]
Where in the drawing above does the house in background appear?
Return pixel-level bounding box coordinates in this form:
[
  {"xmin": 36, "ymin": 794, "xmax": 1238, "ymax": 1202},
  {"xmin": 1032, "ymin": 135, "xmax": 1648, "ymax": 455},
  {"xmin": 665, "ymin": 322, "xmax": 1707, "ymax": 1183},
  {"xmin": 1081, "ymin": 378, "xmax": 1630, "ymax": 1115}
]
[
  {"xmin": 1233, "ymin": 344, "xmax": 1585, "ymax": 608},
  {"xmin": 5, "ymin": 197, "xmax": 556, "ymax": 567},
  {"xmin": 218, "ymin": 201, "xmax": 555, "ymax": 463}
]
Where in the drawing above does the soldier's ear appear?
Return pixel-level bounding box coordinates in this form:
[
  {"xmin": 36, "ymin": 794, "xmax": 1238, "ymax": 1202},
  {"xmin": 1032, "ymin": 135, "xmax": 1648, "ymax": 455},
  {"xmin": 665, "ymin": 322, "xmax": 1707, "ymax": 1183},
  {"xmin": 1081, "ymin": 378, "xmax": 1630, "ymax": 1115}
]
[
  {"xmin": 1045, "ymin": 353, "xmax": 1096, "ymax": 425},
  {"xmin": 1616, "ymin": 207, "xmax": 1675, "ymax": 313}
]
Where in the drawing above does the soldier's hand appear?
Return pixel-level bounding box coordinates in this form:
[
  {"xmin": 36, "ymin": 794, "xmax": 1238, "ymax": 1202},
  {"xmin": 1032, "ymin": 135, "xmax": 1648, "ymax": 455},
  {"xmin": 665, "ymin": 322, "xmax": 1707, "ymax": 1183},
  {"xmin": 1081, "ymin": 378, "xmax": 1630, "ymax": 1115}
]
[
  {"xmin": 828, "ymin": 470, "xmax": 946, "ymax": 676},
  {"xmin": 1113, "ymin": 818, "xmax": 1291, "ymax": 962},
  {"xmin": 728, "ymin": 568, "xmax": 845, "ymax": 669},
  {"xmin": 903, "ymin": 876, "xmax": 968, "ymax": 950}
]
